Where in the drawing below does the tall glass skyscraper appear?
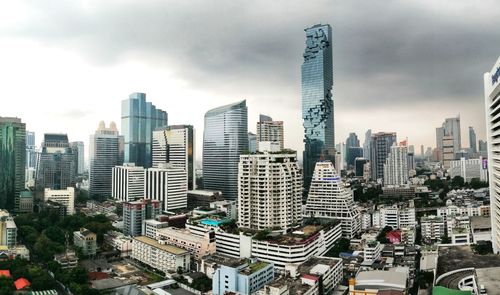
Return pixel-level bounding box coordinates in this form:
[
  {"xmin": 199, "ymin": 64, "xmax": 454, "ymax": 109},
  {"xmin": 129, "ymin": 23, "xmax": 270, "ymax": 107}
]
[
  {"xmin": 203, "ymin": 100, "xmax": 248, "ymax": 200},
  {"xmin": 301, "ymin": 24, "xmax": 334, "ymax": 193},
  {"xmin": 0, "ymin": 117, "xmax": 26, "ymax": 211},
  {"xmin": 25, "ymin": 131, "xmax": 36, "ymax": 169},
  {"xmin": 121, "ymin": 92, "xmax": 168, "ymax": 168}
]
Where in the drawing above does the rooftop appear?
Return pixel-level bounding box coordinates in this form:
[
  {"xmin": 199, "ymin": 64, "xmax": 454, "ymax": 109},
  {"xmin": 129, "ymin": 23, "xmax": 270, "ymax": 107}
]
[
  {"xmin": 202, "ymin": 253, "xmax": 247, "ymax": 268},
  {"xmin": 240, "ymin": 261, "xmax": 270, "ymax": 275},
  {"xmin": 355, "ymin": 270, "xmax": 407, "ymax": 290},
  {"xmin": 470, "ymin": 216, "xmax": 491, "ymax": 230},
  {"xmin": 133, "ymin": 236, "xmax": 188, "ymax": 255},
  {"xmin": 475, "ymin": 267, "xmax": 500, "ymax": 294},
  {"xmin": 437, "ymin": 245, "xmax": 500, "ymax": 277}
]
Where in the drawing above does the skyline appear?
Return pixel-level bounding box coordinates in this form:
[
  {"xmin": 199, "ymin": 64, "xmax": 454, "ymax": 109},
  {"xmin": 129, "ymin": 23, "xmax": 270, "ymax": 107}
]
[{"xmin": 1, "ymin": 0, "xmax": 499, "ymax": 161}]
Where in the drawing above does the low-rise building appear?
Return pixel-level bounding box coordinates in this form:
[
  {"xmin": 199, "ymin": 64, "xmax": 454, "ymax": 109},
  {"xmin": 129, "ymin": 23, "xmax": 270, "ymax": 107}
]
[
  {"xmin": 131, "ymin": 236, "xmax": 190, "ymax": 274},
  {"xmin": 421, "ymin": 215, "xmax": 445, "ymax": 244},
  {"xmin": 156, "ymin": 227, "xmax": 216, "ymax": 260},
  {"xmin": 104, "ymin": 231, "xmax": 132, "ymax": 257},
  {"xmin": 349, "ymin": 270, "xmax": 407, "ymax": 295},
  {"xmin": 44, "ymin": 187, "xmax": 75, "ymax": 215},
  {"xmin": 73, "ymin": 228, "xmax": 97, "ymax": 256},
  {"xmin": 54, "ymin": 251, "xmax": 78, "ymax": 269},
  {"xmin": 187, "ymin": 190, "xmax": 224, "ymax": 210},
  {"xmin": 0, "ymin": 211, "xmax": 17, "ymax": 248},
  {"xmin": 364, "ymin": 241, "xmax": 383, "ymax": 263}
]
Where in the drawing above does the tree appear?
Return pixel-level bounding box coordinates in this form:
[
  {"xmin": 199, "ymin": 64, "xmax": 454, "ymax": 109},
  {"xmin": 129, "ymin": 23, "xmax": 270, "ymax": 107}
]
[
  {"xmin": 43, "ymin": 226, "xmax": 66, "ymax": 245},
  {"xmin": 70, "ymin": 266, "xmax": 88, "ymax": 284},
  {"xmin": 376, "ymin": 226, "xmax": 393, "ymax": 243},
  {"xmin": 18, "ymin": 225, "xmax": 39, "ymax": 245},
  {"xmin": 0, "ymin": 276, "xmax": 14, "ymax": 295},
  {"xmin": 34, "ymin": 234, "xmax": 64, "ymax": 262},
  {"xmin": 451, "ymin": 176, "xmax": 465, "ymax": 188},
  {"xmin": 29, "ymin": 266, "xmax": 57, "ymax": 291},
  {"xmin": 326, "ymin": 238, "xmax": 350, "ymax": 257},
  {"xmin": 470, "ymin": 178, "xmax": 488, "ymax": 189}
]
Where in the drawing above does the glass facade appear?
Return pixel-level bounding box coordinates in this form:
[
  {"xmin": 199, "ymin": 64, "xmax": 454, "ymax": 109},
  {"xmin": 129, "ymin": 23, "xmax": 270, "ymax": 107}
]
[
  {"xmin": 302, "ymin": 24, "xmax": 334, "ymax": 192},
  {"xmin": 0, "ymin": 117, "xmax": 26, "ymax": 211},
  {"xmin": 203, "ymin": 100, "xmax": 248, "ymax": 200},
  {"xmin": 121, "ymin": 92, "xmax": 168, "ymax": 168}
]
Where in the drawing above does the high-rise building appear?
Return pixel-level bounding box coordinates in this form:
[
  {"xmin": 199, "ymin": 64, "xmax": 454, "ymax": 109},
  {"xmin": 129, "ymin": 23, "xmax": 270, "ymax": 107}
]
[
  {"xmin": 483, "ymin": 56, "xmax": 500, "ymax": 253},
  {"xmin": 152, "ymin": 125, "xmax": 195, "ymax": 190},
  {"xmin": 123, "ymin": 199, "xmax": 161, "ymax": 236},
  {"xmin": 25, "ymin": 131, "xmax": 36, "ymax": 169},
  {"xmin": 363, "ymin": 129, "xmax": 372, "ymax": 161},
  {"xmin": 436, "ymin": 116, "xmax": 461, "ymax": 162},
  {"xmin": 370, "ymin": 132, "xmax": 397, "ymax": 181},
  {"xmin": 44, "ymin": 187, "xmax": 75, "ymax": 215},
  {"xmin": 70, "ymin": 141, "xmax": 85, "ymax": 175},
  {"xmin": 420, "ymin": 145, "xmax": 424, "ymax": 158},
  {"xmin": 479, "ymin": 140, "xmax": 488, "ymax": 158},
  {"xmin": 346, "ymin": 133, "xmax": 360, "ymax": 150},
  {"xmin": 442, "ymin": 136, "xmax": 455, "ymax": 169},
  {"xmin": 302, "ymin": 24, "xmax": 335, "ymax": 193},
  {"xmin": 383, "ymin": 145, "xmax": 409, "ymax": 186},
  {"xmin": 111, "ymin": 164, "xmax": 145, "ymax": 202},
  {"xmin": 121, "ymin": 92, "xmax": 168, "ymax": 168},
  {"xmin": 144, "ymin": 165, "xmax": 188, "ymax": 212},
  {"xmin": 345, "ymin": 133, "xmax": 360, "ymax": 168},
  {"xmin": 347, "ymin": 147, "xmax": 363, "ymax": 168},
  {"xmin": 0, "ymin": 117, "xmax": 26, "ymax": 211},
  {"xmin": 469, "ymin": 127, "xmax": 477, "ymax": 155},
  {"xmin": 247, "ymin": 132, "xmax": 257, "ymax": 153},
  {"xmin": 355, "ymin": 158, "xmax": 368, "ymax": 177},
  {"xmin": 256, "ymin": 115, "xmax": 284, "ymax": 150},
  {"xmin": 203, "ymin": 100, "xmax": 248, "ymax": 200},
  {"xmin": 36, "ymin": 134, "xmax": 76, "ymax": 191},
  {"xmin": 305, "ymin": 161, "xmax": 360, "ymax": 238},
  {"xmin": 89, "ymin": 121, "xmax": 124, "ymax": 199},
  {"xmin": 238, "ymin": 150, "xmax": 302, "ymax": 230}
]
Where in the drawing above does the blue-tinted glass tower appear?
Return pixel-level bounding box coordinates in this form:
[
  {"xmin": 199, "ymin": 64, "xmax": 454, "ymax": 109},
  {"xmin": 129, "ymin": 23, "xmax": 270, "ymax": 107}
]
[
  {"xmin": 302, "ymin": 24, "xmax": 334, "ymax": 193},
  {"xmin": 121, "ymin": 92, "xmax": 168, "ymax": 168},
  {"xmin": 203, "ymin": 100, "xmax": 248, "ymax": 200}
]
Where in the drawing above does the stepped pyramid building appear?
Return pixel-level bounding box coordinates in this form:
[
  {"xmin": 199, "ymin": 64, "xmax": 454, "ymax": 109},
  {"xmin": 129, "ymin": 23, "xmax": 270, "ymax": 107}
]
[{"xmin": 305, "ymin": 161, "xmax": 360, "ymax": 238}]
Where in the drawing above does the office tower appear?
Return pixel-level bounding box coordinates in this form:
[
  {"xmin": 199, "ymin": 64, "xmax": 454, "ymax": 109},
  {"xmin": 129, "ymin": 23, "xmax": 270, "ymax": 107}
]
[
  {"xmin": 469, "ymin": 126, "xmax": 477, "ymax": 155},
  {"xmin": 484, "ymin": 56, "xmax": 500, "ymax": 253},
  {"xmin": 370, "ymin": 132, "xmax": 397, "ymax": 181},
  {"xmin": 256, "ymin": 115, "xmax": 284, "ymax": 150},
  {"xmin": 420, "ymin": 145, "xmax": 424, "ymax": 157},
  {"xmin": 0, "ymin": 117, "xmax": 26, "ymax": 211},
  {"xmin": 89, "ymin": 121, "xmax": 124, "ymax": 199},
  {"xmin": 408, "ymin": 145, "xmax": 415, "ymax": 154},
  {"xmin": 345, "ymin": 133, "xmax": 360, "ymax": 168},
  {"xmin": 302, "ymin": 24, "xmax": 335, "ymax": 193},
  {"xmin": 70, "ymin": 141, "xmax": 85, "ymax": 175},
  {"xmin": 347, "ymin": 147, "xmax": 363, "ymax": 168},
  {"xmin": 203, "ymin": 100, "xmax": 248, "ymax": 200},
  {"xmin": 123, "ymin": 199, "xmax": 161, "ymax": 236},
  {"xmin": 152, "ymin": 125, "xmax": 195, "ymax": 190},
  {"xmin": 44, "ymin": 187, "xmax": 75, "ymax": 215},
  {"xmin": 442, "ymin": 136, "xmax": 455, "ymax": 169},
  {"xmin": 25, "ymin": 131, "xmax": 36, "ymax": 169},
  {"xmin": 121, "ymin": 92, "xmax": 168, "ymax": 168},
  {"xmin": 305, "ymin": 161, "xmax": 360, "ymax": 238},
  {"xmin": 363, "ymin": 129, "xmax": 372, "ymax": 161},
  {"xmin": 36, "ymin": 134, "xmax": 76, "ymax": 191},
  {"xmin": 355, "ymin": 158, "xmax": 368, "ymax": 177},
  {"xmin": 436, "ymin": 116, "xmax": 461, "ymax": 162},
  {"xmin": 144, "ymin": 164, "xmax": 188, "ymax": 212},
  {"xmin": 346, "ymin": 133, "xmax": 360, "ymax": 149},
  {"xmin": 407, "ymin": 152, "xmax": 415, "ymax": 172},
  {"xmin": 111, "ymin": 164, "xmax": 145, "ymax": 202},
  {"xmin": 238, "ymin": 150, "xmax": 302, "ymax": 230},
  {"xmin": 383, "ymin": 145, "xmax": 409, "ymax": 186},
  {"xmin": 479, "ymin": 140, "xmax": 488, "ymax": 158},
  {"xmin": 247, "ymin": 132, "xmax": 257, "ymax": 153}
]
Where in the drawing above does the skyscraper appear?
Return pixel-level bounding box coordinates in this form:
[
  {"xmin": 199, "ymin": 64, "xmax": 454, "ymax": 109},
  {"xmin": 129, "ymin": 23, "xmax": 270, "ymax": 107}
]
[
  {"xmin": 305, "ymin": 161, "xmax": 360, "ymax": 238},
  {"xmin": 238, "ymin": 150, "xmax": 302, "ymax": 230},
  {"xmin": 247, "ymin": 132, "xmax": 257, "ymax": 153},
  {"xmin": 71, "ymin": 141, "xmax": 85, "ymax": 175},
  {"xmin": 346, "ymin": 132, "xmax": 360, "ymax": 168},
  {"xmin": 302, "ymin": 24, "xmax": 334, "ymax": 192},
  {"xmin": 111, "ymin": 164, "xmax": 145, "ymax": 202},
  {"xmin": 383, "ymin": 145, "xmax": 409, "ymax": 186},
  {"xmin": 0, "ymin": 117, "xmax": 26, "ymax": 211},
  {"xmin": 436, "ymin": 116, "xmax": 461, "ymax": 162},
  {"xmin": 152, "ymin": 125, "xmax": 195, "ymax": 190},
  {"xmin": 370, "ymin": 132, "xmax": 397, "ymax": 181},
  {"xmin": 483, "ymin": 56, "xmax": 500, "ymax": 253},
  {"xmin": 145, "ymin": 165, "xmax": 187, "ymax": 212},
  {"xmin": 121, "ymin": 92, "xmax": 168, "ymax": 168},
  {"xmin": 363, "ymin": 129, "xmax": 372, "ymax": 161},
  {"xmin": 89, "ymin": 121, "xmax": 124, "ymax": 199},
  {"xmin": 25, "ymin": 131, "xmax": 36, "ymax": 169},
  {"xmin": 256, "ymin": 115, "xmax": 284, "ymax": 150},
  {"xmin": 203, "ymin": 100, "xmax": 248, "ymax": 200},
  {"xmin": 36, "ymin": 134, "xmax": 76, "ymax": 191},
  {"xmin": 469, "ymin": 126, "xmax": 477, "ymax": 155}
]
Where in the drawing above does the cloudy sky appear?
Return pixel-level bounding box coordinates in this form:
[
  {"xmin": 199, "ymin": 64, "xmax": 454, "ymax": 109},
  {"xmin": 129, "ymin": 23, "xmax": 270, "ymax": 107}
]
[{"xmin": 1, "ymin": 0, "xmax": 499, "ymax": 162}]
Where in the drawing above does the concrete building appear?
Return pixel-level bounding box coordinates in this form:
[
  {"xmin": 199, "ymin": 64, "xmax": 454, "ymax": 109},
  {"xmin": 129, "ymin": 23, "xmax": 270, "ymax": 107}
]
[
  {"xmin": 248, "ymin": 132, "xmax": 257, "ymax": 153},
  {"xmin": 349, "ymin": 270, "xmax": 407, "ymax": 295},
  {"xmin": 436, "ymin": 116, "xmax": 462, "ymax": 165},
  {"xmin": 152, "ymin": 125, "xmax": 195, "ymax": 190},
  {"xmin": 449, "ymin": 157, "xmax": 488, "ymax": 182},
  {"xmin": 305, "ymin": 161, "xmax": 360, "ymax": 238},
  {"xmin": 73, "ymin": 228, "xmax": 97, "ymax": 256},
  {"xmin": 132, "ymin": 236, "xmax": 190, "ymax": 274},
  {"xmin": 421, "ymin": 215, "xmax": 445, "ymax": 244},
  {"xmin": 104, "ymin": 231, "xmax": 133, "ymax": 257},
  {"xmin": 212, "ymin": 256, "xmax": 274, "ymax": 295},
  {"xmin": 442, "ymin": 135, "xmax": 455, "ymax": 169},
  {"xmin": 144, "ymin": 164, "xmax": 188, "ymax": 212},
  {"xmin": 89, "ymin": 121, "xmax": 124, "ymax": 200},
  {"xmin": 375, "ymin": 205, "xmax": 416, "ymax": 229},
  {"xmin": 156, "ymin": 227, "xmax": 216, "ymax": 260},
  {"xmin": 0, "ymin": 211, "xmax": 17, "ymax": 248},
  {"xmin": 111, "ymin": 164, "xmax": 144, "ymax": 202},
  {"xmin": 187, "ymin": 190, "xmax": 224, "ymax": 209},
  {"xmin": 123, "ymin": 199, "xmax": 161, "ymax": 236},
  {"xmin": 257, "ymin": 115, "xmax": 284, "ymax": 150},
  {"xmin": 370, "ymin": 132, "xmax": 397, "ymax": 181},
  {"xmin": 363, "ymin": 241, "xmax": 383, "ymax": 263},
  {"xmin": 238, "ymin": 150, "xmax": 302, "ymax": 231},
  {"xmin": 44, "ymin": 187, "xmax": 75, "ymax": 215},
  {"xmin": 383, "ymin": 145, "xmax": 408, "ymax": 186}
]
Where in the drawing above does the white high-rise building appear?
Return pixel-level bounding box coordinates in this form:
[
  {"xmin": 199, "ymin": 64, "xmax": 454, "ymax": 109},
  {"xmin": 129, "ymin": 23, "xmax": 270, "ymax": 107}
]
[
  {"xmin": 449, "ymin": 157, "xmax": 488, "ymax": 183},
  {"xmin": 111, "ymin": 164, "xmax": 145, "ymax": 202},
  {"xmin": 484, "ymin": 56, "xmax": 500, "ymax": 253},
  {"xmin": 383, "ymin": 145, "xmax": 408, "ymax": 186},
  {"xmin": 152, "ymin": 125, "xmax": 195, "ymax": 190},
  {"xmin": 256, "ymin": 114, "xmax": 284, "ymax": 151},
  {"xmin": 238, "ymin": 151, "xmax": 302, "ymax": 230},
  {"xmin": 145, "ymin": 164, "xmax": 188, "ymax": 212},
  {"xmin": 44, "ymin": 187, "xmax": 75, "ymax": 215},
  {"xmin": 305, "ymin": 161, "xmax": 361, "ymax": 238}
]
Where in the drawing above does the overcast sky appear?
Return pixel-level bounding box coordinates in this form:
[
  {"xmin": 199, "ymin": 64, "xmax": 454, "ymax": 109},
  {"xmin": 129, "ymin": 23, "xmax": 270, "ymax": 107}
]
[{"xmin": 1, "ymin": 0, "xmax": 499, "ymax": 163}]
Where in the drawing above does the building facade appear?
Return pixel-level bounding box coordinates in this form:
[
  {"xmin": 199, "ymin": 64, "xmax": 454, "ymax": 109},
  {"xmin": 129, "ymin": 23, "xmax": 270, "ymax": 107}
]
[
  {"xmin": 44, "ymin": 187, "xmax": 75, "ymax": 215},
  {"xmin": 469, "ymin": 126, "xmax": 477, "ymax": 155},
  {"xmin": 121, "ymin": 92, "xmax": 168, "ymax": 168},
  {"xmin": 36, "ymin": 134, "xmax": 76, "ymax": 191},
  {"xmin": 238, "ymin": 151, "xmax": 302, "ymax": 230},
  {"xmin": 302, "ymin": 24, "xmax": 335, "ymax": 193},
  {"xmin": 111, "ymin": 164, "xmax": 145, "ymax": 202},
  {"xmin": 144, "ymin": 165, "xmax": 188, "ymax": 212},
  {"xmin": 156, "ymin": 227, "xmax": 216, "ymax": 260},
  {"xmin": 257, "ymin": 115, "xmax": 284, "ymax": 150},
  {"xmin": 132, "ymin": 236, "xmax": 190, "ymax": 273},
  {"xmin": 0, "ymin": 117, "xmax": 25, "ymax": 211},
  {"xmin": 123, "ymin": 199, "xmax": 161, "ymax": 236},
  {"xmin": 449, "ymin": 157, "xmax": 488, "ymax": 183},
  {"xmin": 383, "ymin": 145, "xmax": 409, "ymax": 186},
  {"xmin": 305, "ymin": 161, "xmax": 360, "ymax": 238},
  {"xmin": 73, "ymin": 228, "xmax": 97, "ymax": 256},
  {"xmin": 89, "ymin": 121, "xmax": 124, "ymax": 199},
  {"xmin": 370, "ymin": 132, "xmax": 397, "ymax": 181},
  {"xmin": 203, "ymin": 100, "xmax": 248, "ymax": 200},
  {"xmin": 25, "ymin": 131, "xmax": 36, "ymax": 169}
]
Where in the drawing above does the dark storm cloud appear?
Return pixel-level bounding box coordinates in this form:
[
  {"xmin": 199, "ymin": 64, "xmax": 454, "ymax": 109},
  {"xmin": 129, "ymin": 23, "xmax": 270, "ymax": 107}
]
[{"xmin": 3, "ymin": 0, "xmax": 500, "ymax": 109}]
